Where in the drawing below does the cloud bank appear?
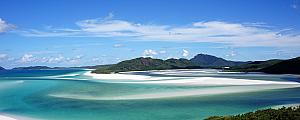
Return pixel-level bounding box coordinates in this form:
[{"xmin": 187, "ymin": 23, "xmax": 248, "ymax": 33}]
[
  {"xmin": 17, "ymin": 53, "xmax": 84, "ymax": 65},
  {"xmin": 0, "ymin": 18, "xmax": 15, "ymax": 33},
  {"xmin": 143, "ymin": 49, "xmax": 157, "ymax": 58},
  {"xmin": 20, "ymin": 15, "xmax": 300, "ymax": 47},
  {"xmin": 182, "ymin": 49, "xmax": 189, "ymax": 58}
]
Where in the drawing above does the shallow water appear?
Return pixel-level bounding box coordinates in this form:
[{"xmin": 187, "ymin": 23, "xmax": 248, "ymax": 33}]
[{"xmin": 0, "ymin": 69, "xmax": 300, "ymax": 120}]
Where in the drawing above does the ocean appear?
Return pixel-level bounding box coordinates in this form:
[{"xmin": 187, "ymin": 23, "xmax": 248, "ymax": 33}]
[{"xmin": 0, "ymin": 69, "xmax": 300, "ymax": 120}]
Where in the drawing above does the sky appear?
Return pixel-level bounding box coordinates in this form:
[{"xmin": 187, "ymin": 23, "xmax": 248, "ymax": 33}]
[{"xmin": 0, "ymin": 0, "xmax": 300, "ymax": 68}]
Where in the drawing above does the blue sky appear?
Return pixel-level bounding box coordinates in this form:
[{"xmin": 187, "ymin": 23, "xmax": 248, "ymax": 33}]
[{"xmin": 0, "ymin": 0, "xmax": 300, "ymax": 68}]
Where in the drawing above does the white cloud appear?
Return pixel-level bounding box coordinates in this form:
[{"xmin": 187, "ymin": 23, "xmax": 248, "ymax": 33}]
[
  {"xmin": 291, "ymin": 4, "xmax": 298, "ymax": 9},
  {"xmin": 19, "ymin": 16, "xmax": 300, "ymax": 47},
  {"xmin": 182, "ymin": 49, "xmax": 189, "ymax": 57},
  {"xmin": 46, "ymin": 55, "xmax": 64, "ymax": 63},
  {"xmin": 0, "ymin": 18, "xmax": 15, "ymax": 33},
  {"xmin": 0, "ymin": 54, "xmax": 7, "ymax": 59},
  {"xmin": 92, "ymin": 57, "xmax": 102, "ymax": 63},
  {"xmin": 17, "ymin": 54, "xmax": 84, "ymax": 65},
  {"xmin": 104, "ymin": 12, "xmax": 114, "ymax": 20},
  {"xmin": 66, "ymin": 55, "xmax": 83, "ymax": 64},
  {"xmin": 159, "ymin": 50, "xmax": 166, "ymax": 54},
  {"xmin": 226, "ymin": 51, "xmax": 237, "ymax": 57},
  {"xmin": 116, "ymin": 57, "xmax": 121, "ymax": 62},
  {"xmin": 113, "ymin": 44, "xmax": 123, "ymax": 47},
  {"xmin": 20, "ymin": 54, "xmax": 35, "ymax": 63},
  {"xmin": 143, "ymin": 49, "xmax": 157, "ymax": 58}
]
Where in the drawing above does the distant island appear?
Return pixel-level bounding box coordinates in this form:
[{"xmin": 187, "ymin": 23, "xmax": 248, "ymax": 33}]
[
  {"xmin": 12, "ymin": 66, "xmax": 53, "ymax": 70},
  {"xmin": 228, "ymin": 59, "xmax": 283, "ymax": 72},
  {"xmin": 205, "ymin": 106, "xmax": 300, "ymax": 120},
  {"xmin": 92, "ymin": 54, "xmax": 250, "ymax": 74},
  {"xmin": 91, "ymin": 57, "xmax": 201, "ymax": 74},
  {"xmin": 260, "ymin": 57, "xmax": 300, "ymax": 74},
  {"xmin": 92, "ymin": 54, "xmax": 300, "ymax": 74},
  {"xmin": 190, "ymin": 54, "xmax": 247, "ymax": 67},
  {"xmin": 228, "ymin": 57, "xmax": 300, "ymax": 74},
  {"xmin": 6, "ymin": 54, "xmax": 300, "ymax": 75},
  {"xmin": 11, "ymin": 66, "xmax": 74, "ymax": 70}
]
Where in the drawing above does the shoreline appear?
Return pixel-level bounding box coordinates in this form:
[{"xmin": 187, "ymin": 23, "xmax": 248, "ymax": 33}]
[
  {"xmin": 0, "ymin": 115, "xmax": 17, "ymax": 120},
  {"xmin": 0, "ymin": 113, "xmax": 36, "ymax": 120},
  {"xmin": 72, "ymin": 70, "xmax": 300, "ymax": 100},
  {"xmin": 271, "ymin": 103, "xmax": 300, "ymax": 109}
]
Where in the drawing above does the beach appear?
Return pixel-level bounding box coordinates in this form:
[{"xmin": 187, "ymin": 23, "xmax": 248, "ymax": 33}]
[
  {"xmin": 1, "ymin": 69, "xmax": 300, "ymax": 120},
  {"xmin": 84, "ymin": 70, "xmax": 300, "ymax": 86},
  {"xmin": 60, "ymin": 70, "xmax": 300, "ymax": 100},
  {"xmin": 0, "ymin": 115, "xmax": 17, "ymax": 120}
]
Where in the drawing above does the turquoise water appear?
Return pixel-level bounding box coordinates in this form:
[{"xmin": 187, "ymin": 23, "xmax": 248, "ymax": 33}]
[{"xmin": 0, "ymin": 69, "xmax": 300, "ymax": 120}]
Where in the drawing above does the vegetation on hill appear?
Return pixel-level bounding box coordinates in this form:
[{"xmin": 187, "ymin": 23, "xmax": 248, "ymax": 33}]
[
  {"xmin": 229, "ymin": 59, "xmax": 283, "ymax": 72},
  {"xmin": 205, "ymin": 106, "xmax": 300, "ymax": 120},
  {"xmin": 10, "ymin": 54, "xmax": 299, "ymax": 75},
  {"xmin": 260, "ymin": 57, "xmax": 300, "ymax": 74},
  {"xmin": 92, "ymin": 55, "xmax": 300, "ymax": 74},
  {"xmin": 190, "ymin": 54, "xmax": 246, "ymax": 67},
  {"xmin": 92, "ymin": 57, "xmax": 201, "ymax": 74},
  {"xmin": 228, "ymin": 56, "xmax": 300, "ymax": 74}
]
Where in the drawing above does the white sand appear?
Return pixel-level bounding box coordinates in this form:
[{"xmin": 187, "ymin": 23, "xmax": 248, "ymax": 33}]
[
  {"xmin": 84, "ymin": 71, "xmax": 179, "ymax": 81},
  {"xmin": 49, "ymin": 84, "xmax": 300, "ymax": 100},
  {"xmin": 46, "ymin": 72, "xmax": 82, "ymax": 78},
  {"xmin": 0, "ymin": 115, "xmax": 17, "ymax": 120},
  {"xmin": 0, "ymin": 114, "xmax": 36, "ymax": 120},
  {"xmin": 84, "ymin": 71, "xmax": 300, "ymax": 85},
  {"xmin": 49, "ymin": 71, "xmax": 300, "ymax": 100}
]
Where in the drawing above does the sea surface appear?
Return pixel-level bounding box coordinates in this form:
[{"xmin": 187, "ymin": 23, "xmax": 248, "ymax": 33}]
[{"xmin": 0, "ymin": 69, "xmax": 300, "ymax": 120}]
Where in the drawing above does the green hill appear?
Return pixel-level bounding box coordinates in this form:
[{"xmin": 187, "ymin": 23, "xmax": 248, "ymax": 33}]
[
  {"xmin": 205, "ymin": 106, "xmax": 300, "ymax": 120},
  {"xmin": 229, "ymin": 59, "xmax": 283, "ymax": 72},
  {"xmin": 228, "ymin": 57, "xmax": 300, "ymax": 74},
  {"xmin": 190, "ymin": 54, "xmax": 247, "ymax": 67},
  {"xmin": 260, "ymin": 57, "xmax": 300, "ymax": 74},
  {"xmin": 92, "ymin": 57, "xmax": 200, "ymax": 74}
]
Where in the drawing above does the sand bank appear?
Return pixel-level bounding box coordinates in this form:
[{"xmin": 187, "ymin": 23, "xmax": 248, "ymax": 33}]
[
  {"xmin": 49, "ymin": 84, "xmax": 300, "ymax": 100},
  {"xmin": 84, "ymin": 71, "xmax": 300, "ymax": 85},
  {"xmin": 0, "ymin": 115, "xmax": 17, "ymax": 120},
  {"xmin": 48, "ymin": 71, "xmax": 300, "ymax": 100}
]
